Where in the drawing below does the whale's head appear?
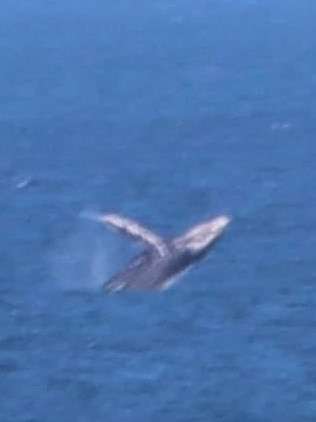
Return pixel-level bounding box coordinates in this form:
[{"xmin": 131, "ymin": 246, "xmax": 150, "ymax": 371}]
[{"xmin": 172, "ymin": 215, "xmax": 231, "ymax": 258}]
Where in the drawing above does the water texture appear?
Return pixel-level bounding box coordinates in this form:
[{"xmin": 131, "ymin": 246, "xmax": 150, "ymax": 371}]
[{"xmin": 1, "ymin": 1, "xmax": 316, "ymax": 420}]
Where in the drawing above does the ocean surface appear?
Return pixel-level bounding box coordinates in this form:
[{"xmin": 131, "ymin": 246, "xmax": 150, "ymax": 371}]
[{"xmin": 1, "ymin": 0, "xmax": 316, "ymax": 420}]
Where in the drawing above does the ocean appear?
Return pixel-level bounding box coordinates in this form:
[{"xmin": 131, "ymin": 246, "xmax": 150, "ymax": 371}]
[{"xmin": 1, "ymin": 0, "xmax": 316, "ymax": 420}]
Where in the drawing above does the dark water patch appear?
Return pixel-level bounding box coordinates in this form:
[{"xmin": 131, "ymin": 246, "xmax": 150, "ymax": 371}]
[
  {"xmin": 0, "ymin": 358, "xmax": 21, "ymax": 374},
  {"xmin": 0, "ymin": 335, "xmax": 32, "ymax": 352},
  {"xmin": 47, "ymin": 376, "xmax": 100, "ymax": 401}
]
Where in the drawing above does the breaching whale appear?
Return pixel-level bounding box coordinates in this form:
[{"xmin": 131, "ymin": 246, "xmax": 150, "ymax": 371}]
[{"xmin": 85, "ymin": 212, "xmax": 231, "ymax": 292}]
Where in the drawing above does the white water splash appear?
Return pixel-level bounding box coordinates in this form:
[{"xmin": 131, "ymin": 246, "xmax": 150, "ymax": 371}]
[{"xmin": 50, "ymin": 218, "xmax": 117, "ymax": 291}]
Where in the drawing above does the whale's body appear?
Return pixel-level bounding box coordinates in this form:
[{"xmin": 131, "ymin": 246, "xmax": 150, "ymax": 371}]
[{"xmin": 86, "ymin": 212, "xmax": 231, "ymax": 292}]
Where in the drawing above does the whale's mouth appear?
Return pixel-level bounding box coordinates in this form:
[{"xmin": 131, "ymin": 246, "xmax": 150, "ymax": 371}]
[{"xmin": 172, "ymin": 215, "xmax": 231, "ymax": 253}]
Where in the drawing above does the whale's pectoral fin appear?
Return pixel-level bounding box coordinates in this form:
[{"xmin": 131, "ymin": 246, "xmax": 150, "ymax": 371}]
[
  {"xmin": 83, "ymin": 211, "xmax": 168, "ymax": 256},
  {"xmin": 171, "ymin": 215, "xmax": 231, "ymax": 252},
  {"xmin": 102, "ymin": 214, "xmax": 168, "ymax": 256}
]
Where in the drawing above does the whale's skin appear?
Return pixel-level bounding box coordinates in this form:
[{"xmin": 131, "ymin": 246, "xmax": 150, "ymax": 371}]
[
  {"xmin": 92, "ymin": 214, "xmax": 231, "ymax": 292},
  {"xmin": 104, "ymin": 246, "xmax": 193, "ymax": 291}
]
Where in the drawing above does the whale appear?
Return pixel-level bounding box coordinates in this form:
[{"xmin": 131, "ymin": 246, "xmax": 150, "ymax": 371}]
[{"xmin": 85, "ymin": 212, "xmax": 231, "ymax": 292}]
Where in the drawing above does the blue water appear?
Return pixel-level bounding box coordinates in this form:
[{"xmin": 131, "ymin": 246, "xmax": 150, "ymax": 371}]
[{"xmin": 1, "ymin": 0, "xmax": 316, "ymax": 420}]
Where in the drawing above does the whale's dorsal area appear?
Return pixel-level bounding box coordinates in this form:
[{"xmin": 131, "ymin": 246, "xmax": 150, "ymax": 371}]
[{"xmin": 90, "ymin": 212, "xmax": 168, "ymax": 257}]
